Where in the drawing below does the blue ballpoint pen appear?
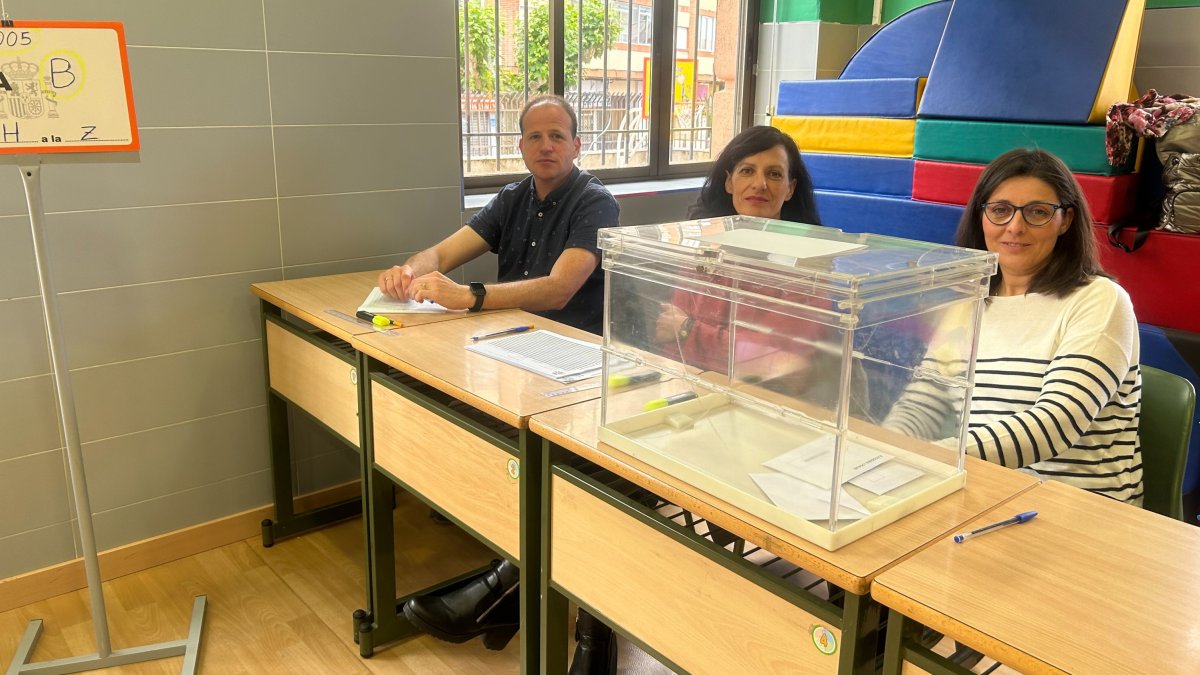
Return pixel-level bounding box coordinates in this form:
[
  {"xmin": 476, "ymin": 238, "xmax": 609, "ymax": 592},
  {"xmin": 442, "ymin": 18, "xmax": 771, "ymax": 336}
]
[
  {"xmin": 953, "ymin": 511, "xmax": 1038, "ymax": 543},
  {"xmin": 471, "ymin": 324, "xmax": 535, "ymax": 341}
]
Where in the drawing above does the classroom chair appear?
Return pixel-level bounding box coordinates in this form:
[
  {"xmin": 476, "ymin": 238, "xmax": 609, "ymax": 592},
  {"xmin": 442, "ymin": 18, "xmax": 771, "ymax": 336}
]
[{"xmin": 1140, "ymin": 365, "xmax": 1197, "ymax": 520}]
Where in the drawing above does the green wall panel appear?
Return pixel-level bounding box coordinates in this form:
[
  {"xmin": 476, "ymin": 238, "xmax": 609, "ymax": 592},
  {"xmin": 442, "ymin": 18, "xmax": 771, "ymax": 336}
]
[
  {"xmin": 821, "ymin": 0, "xmax": 874, "ymax": 23},
  {"xmin": 760, "ymin": 0, "xmax": 821, "ymax": 22},
  {"xmin": 1147, "ymin": 1, "xmax": 1200, "ymax": 8},
  {"xmin": 882, "ymin": 0, "xmax": 941, "ymax": 23},
  {"xmin": 760, "ymin": 0, "xmax": 872, "ymax": 23}
]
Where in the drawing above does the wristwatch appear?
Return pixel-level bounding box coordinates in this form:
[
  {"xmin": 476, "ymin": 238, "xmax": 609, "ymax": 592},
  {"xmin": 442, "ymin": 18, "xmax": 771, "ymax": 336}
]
[
  {"xmin": 677, "ymin": 315, "xmax": 694, "ymax": 340},
  {"xmin": 468, "ymin": 281, "xmax": 487, "ymax": 312}
]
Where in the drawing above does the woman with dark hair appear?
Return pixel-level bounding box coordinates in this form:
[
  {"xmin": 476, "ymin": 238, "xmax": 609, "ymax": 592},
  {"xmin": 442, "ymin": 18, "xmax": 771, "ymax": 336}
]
[
  {"xmin": 687, "ymin": 124, "xmax": 820, "ymax": 223},
  {"xmin": 887, "ymin": 148, "xmax": 1143, "ymax": 504},
  {"xmin": 654, "ymin": 126, "xmax": 822, "ymax": 370}
]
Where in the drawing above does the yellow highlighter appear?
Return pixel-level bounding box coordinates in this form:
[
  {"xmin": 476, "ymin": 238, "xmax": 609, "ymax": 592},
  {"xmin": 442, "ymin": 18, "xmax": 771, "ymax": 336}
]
[{"xmin": 356, "ymin": 310, "xmax": 401, "ymax": 328}]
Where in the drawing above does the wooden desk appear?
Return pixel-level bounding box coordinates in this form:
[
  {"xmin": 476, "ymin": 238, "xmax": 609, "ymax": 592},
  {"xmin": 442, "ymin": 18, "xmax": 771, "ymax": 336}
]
[
  {"xmin": 529, "ymin": 399, "xmax": 1039, "ymax": 674},
  {"xmin": 351, "ymin": 313, "xmax": 600, "ymax": 672},
  {"xmin": 872, "ymin": 480, "xmax": 1200, "ymax": 675},
  {"xmin": 250, "ymin": 271, "xmax": 471, "ymax": 546}
]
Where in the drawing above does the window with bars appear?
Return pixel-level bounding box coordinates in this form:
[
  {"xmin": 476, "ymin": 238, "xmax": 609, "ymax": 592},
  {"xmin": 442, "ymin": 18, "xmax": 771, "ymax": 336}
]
[{"xmin": 457, "ymin": 0, "xmax": 755, "ymax": 187}]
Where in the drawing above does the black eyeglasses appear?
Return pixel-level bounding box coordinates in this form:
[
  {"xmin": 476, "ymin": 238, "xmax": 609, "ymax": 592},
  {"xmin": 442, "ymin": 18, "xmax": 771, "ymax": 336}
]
[{"xmin": 981, "ymin": 201, "xmax": 1065, "ymax": 227}]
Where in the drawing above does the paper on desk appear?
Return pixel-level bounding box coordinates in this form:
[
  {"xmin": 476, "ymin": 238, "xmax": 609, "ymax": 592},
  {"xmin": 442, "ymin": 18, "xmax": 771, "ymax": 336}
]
[
  {"xmin": 750, "ymin": 473, "xmax": 869, "ymax": 521},
  {"xmin": 847, "ymin": 462, "xmax": 924, "ymax": 495},
  {"xmin": 763, "ymin": 437, "xmax": 888, "ymax": 490},
  {"xmin": 359, "ymin": 287, "xmax": 457, "ymax": 314},
  {"xmin": 697, "ymin": 229, "xmax": 866, "ymax": 259},
  {"xmin": 466, "ymin": 330, "xmax": 602, "ymax": 383}
]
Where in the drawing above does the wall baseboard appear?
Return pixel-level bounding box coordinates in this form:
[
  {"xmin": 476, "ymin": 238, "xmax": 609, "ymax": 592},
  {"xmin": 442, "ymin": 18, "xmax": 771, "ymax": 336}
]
[{"xmin": 0, "ymin": 481, "xmax": 361, "ymax": 613}]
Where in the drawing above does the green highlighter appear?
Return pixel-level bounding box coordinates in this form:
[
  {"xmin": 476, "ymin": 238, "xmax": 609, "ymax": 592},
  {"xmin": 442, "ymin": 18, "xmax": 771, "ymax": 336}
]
[{"xmin": 608, "ymin": 371, "xmax": 663, "ymax": 388}]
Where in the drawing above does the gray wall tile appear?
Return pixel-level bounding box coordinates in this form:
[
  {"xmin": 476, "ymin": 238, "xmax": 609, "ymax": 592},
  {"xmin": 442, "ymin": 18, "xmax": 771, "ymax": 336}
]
[
  {"xmin": 48, "ymin": 200, "xmax": 282, "ymax": 292},
  {"xmin": 0, "ymin": 216, "xmax": 38, "ymax": 298},
  {"xmin": 279, "ymin": 188, "xmax": 461, "ymax": 266},
  {"xmin": 84, "ymin": 407, "xmax": 269, "ymax": 513},
  {"xmin": 1138, "ymin": 8, "xmax": 1200, "ymax": 68},
  {"xmin": 72, "ymin": 341, "xmax": 266, "ymax": 443},
  {"xmin": 0, "ymin": 522, "xmax": 77, "ymax": 579},
  {"xmin": 269, "ymin": 53, "xmax": 457, "ymax": 125},
  {"xmin": 617, "ymin": 191, "xmax": 699, "ymax": 226},
  {"xmin": 0, "ymin": 177, "xmax": 31, "ymax": 218},
  {"xmin": 0, "ymin": 376, "xmax": 61, "ymax": 463},
  {"xmin": 59, "ymin": 271, "xmax": 278, "ymax": 369},
  {"xmin": 284, "ymin": 255, "xmax": 405, "ymax": 280},
  {"xmin": 128, "ymin": 47, "xmax": 271, "ymax": 127},
  {"xmin": 40, "ymin": 128, "xmax": 277, "ymax": 212},
  {"xmin": 1135, "ymin": 67, "xmax": 1200, "ymax": 98},
  {"xmin": 264, "ymin": 0, "xmax": 455, "ymax": 58},
  {"xmin": 92, "ymin": 470, "xmax": 271, "ymax": 550},
  {"xmin": 295, "ymin": 447, "xmax": 360, "ymax": 495},
  {"xmin": 273, "ymin": 124, "xmax": 461, "ymax": 197},
  {"xmin": 0, "ymin": 450, "xmax": 70, "ymax": 538},
  {"xmin": 816, "ymin": 21, "xmax": 858, "ymax": 72},
  {"xmin": 0, "ymin": 298, "xmax": 49, "ymax": 381},
  {"xmin": 5, "ymin": 0, "xmax": 267, "ymax": 49}
]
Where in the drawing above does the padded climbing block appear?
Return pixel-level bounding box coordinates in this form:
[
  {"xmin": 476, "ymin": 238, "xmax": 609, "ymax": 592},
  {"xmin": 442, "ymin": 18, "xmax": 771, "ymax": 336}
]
[
  {"xmin": 1139, "ymin": 323, "xmax": 1200, "ymax": 495},
  {"xmin": 776, "ymin": 78, "xmax": 925, "ymax": 118},
  {"xmin": 1097, "ymin": 225, "xmax": 1200, "ymax": 333},
  {"xmin": 914, "ymin": 119, "xmax": 1134, "ymax": 175},
  {"xmin": 804, "ymin": 153, "xmax": 914, "ymax": 197},
  {"xmin": 814, "ymin": 190, "xmax": 963, "ymax": 245},
  {"xmin": 913, "ymin": 160, "xmax": 1139, "ymax": 223},
  {"xmin": 841, "ymin": 1, "xmax": 951, "ymax": 80},
  {"xmin": 918, "ymin": 0, "xmax": 1141, "ymax": 124},
  {"xmin": 774, "ymin": 117, "xmax": 915, "ymax": 158}
]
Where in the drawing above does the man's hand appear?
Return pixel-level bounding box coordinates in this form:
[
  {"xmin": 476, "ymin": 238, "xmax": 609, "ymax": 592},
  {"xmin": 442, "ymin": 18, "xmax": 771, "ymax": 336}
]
[
  {"xmin": 378, "ymin": 265, "xmax": 416, "ymax": 300},
  {"xmin": 409, "ymin": 272, "xmax": 474, "ymax": 310},
  {"xmin": 655, "ymin": 304, "xmax": 690, "ymax": 343}
]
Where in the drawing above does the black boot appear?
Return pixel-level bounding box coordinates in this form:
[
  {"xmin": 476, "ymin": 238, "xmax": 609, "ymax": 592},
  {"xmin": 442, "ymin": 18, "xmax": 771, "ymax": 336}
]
[
  {"xmin": 569, "ymin": 609, "xmax": 616, "ymax": 675},
  {"xmin": 403, "ymin": 559, "xmax": 521, "ymax": 650}
]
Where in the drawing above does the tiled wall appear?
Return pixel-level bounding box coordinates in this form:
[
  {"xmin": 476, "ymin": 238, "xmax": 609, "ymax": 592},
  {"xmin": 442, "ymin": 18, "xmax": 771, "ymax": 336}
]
[
  {"xmin": 1135, "ymin": 7, "xmax": 1200, "ymax": 94},
  {"xmin": 0, "ymin": 1, "xmax": 462, "ymax": 578}
]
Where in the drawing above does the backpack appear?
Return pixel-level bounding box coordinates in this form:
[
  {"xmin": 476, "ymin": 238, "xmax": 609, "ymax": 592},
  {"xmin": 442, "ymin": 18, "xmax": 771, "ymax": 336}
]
[{"xmin": 1158, "ymin": 121, "xmax": 1200, "ymax": 234}]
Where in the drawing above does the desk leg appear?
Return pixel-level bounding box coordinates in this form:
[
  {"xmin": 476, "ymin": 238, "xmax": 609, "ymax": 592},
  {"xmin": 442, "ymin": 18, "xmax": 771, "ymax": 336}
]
[
  {"xmin": 258, "ymin": 301, "xmax": 361, "ymax": 547},
  {"xmin": 517, "ymin": 428, "xmax": 545, "ymax": 675},
  {"xmin": 881, "ymin": 613, "xmax": 975, "ymax": 675},
  {"xmin": 538, "ymin": 439, "xmax": 570, "ymax": 675},
  {"xmin": 838, "ymin": 591, "xmax": 884, "ymax": 675}
]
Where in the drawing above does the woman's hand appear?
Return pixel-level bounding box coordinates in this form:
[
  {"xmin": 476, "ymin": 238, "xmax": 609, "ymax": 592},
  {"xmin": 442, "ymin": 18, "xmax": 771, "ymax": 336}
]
[{"xmin": 655, "ymin": 303, "xmax": 690, "ymax": 343}]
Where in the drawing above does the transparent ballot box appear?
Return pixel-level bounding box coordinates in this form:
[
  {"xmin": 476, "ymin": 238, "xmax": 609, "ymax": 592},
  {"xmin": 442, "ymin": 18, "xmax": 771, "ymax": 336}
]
[{"xmin": 597, "ymin": 216, "xmax": 997, "ymax": 550}]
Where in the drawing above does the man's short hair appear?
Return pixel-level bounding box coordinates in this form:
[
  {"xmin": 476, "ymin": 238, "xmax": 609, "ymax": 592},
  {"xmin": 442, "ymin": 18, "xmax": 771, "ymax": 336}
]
[{"xmin": 518, "ymin": 95, "xmax": 578, "ymax": 139}]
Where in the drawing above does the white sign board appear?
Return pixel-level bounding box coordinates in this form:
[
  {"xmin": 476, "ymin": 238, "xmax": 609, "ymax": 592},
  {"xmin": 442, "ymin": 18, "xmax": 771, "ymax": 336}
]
[{"xmin": 0, "ymin": 21, "xmax": 138, "ymax": 154}]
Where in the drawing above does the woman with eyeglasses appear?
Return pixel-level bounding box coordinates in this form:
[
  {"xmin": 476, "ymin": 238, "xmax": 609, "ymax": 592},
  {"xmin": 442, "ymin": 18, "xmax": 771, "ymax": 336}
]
[{"xmin": 887, "ymin": 148, "xmax": 1143, "ymax": 504}]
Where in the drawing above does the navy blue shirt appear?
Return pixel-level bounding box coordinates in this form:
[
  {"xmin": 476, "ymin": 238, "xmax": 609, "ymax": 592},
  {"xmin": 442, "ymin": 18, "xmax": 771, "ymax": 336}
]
[{"xmin": 468, "ymin": 168, "xmax": 619, "ymax": 335}]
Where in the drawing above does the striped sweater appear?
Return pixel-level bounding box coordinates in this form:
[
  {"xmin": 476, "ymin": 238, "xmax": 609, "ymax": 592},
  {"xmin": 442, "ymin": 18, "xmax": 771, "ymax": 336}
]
[{"xmin": 886, "ymin": 277, "xmax": 1143, "ymax": 504}]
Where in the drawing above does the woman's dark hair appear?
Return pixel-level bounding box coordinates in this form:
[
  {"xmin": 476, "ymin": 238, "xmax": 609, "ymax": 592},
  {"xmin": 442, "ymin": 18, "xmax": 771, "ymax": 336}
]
[
  {"xmin": 955, "ymin": 148, "xmax": 1107, "ymax": 297},
  {"xmin": 688, "ymin": 126, "xmax": 820, "ymax": 224}
]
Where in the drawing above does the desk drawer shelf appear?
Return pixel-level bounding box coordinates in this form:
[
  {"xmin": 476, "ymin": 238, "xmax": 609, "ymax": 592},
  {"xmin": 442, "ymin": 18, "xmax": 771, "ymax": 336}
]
[
  {"xmin": 265, "ymin": 317, "xmax": 360, "ymax": 447},
  {"xmin": 371, "ymin": 372, "xmax": 522, "ymax": 559},
  {"xmin": 549, "ymin": 464, "xmax": 853, "ymax": 675}
]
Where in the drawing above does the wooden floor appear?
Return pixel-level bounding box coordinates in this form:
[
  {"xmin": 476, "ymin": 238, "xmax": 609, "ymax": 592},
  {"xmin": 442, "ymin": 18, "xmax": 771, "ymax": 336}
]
[
  {"xmin": 0, "ymin": 488, "xmax": 1027, "ymax": 675},
  {"xmin": 0, "ymin": 490, "xmax": 515, "ymax": 674}
]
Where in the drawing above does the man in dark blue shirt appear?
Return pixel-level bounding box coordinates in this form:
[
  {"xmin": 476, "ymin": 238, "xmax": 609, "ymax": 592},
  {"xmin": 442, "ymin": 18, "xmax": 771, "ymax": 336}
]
[
  {"xmin": 378, "ymin": 95, "xmax": 619, "ymax": 334},
  {"xmin": 383, "ymin": 96, "xmax": 621, "ymax": 674}
]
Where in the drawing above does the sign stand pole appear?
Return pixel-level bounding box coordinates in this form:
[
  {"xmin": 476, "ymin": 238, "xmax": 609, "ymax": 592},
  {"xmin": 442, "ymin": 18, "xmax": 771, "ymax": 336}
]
[{"xmin": 6, "ymin": 158, "xmax": 207, "ymax": 675}]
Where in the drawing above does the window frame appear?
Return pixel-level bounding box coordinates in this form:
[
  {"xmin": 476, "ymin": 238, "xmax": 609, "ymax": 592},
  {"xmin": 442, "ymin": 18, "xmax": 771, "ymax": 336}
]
[{"xmin": 459, "ymin": 0, "xmax": 760, "ymax": 193}]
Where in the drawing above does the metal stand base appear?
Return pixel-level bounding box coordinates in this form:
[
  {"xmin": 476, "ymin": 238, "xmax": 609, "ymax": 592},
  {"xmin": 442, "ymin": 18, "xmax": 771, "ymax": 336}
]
[{"xmin": 7, "ymin": 596, "xmax": 207, "ymax": 675}]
